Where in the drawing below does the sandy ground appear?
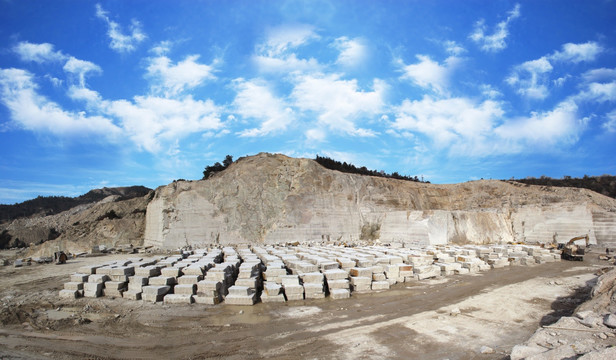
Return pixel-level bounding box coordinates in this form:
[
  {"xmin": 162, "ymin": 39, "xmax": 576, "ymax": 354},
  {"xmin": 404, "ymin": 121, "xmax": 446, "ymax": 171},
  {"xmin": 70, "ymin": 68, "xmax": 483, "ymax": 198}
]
[{"xmin": 0, "ymin": 250, "xmax": 611, "ymax": 360}]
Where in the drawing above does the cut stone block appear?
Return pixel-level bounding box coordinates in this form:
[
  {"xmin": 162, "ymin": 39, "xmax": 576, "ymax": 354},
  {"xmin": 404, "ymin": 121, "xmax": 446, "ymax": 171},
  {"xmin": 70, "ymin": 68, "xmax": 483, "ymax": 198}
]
[
  {"xmin": 149, "ymin": 276, "xmax": 176, "ymax": 286},
  {"xmin": 371, "ymin": 281, "xmax": 390, "ymax": 290},
  {"xmin": 70, "ymin": 273, "xmax": 89, "ymax": 282},
  {"xmin": 303, "ymin": 283, "xmax": 324, "ymax": 294},
  {"xmin": 164, "ymin": 294, "xmax": 193, "ymax": 304},
  {"xmin": 177, "ymin": 275, "xmax": 202, "ymax": 285},
  {"xmin": 193, "ymin": 295, "xmax": 219, "ymax": 304},
  {"xmin": 64, "ymin": 282, "xmax": 83, "ymax": 291},
  {"xmin": 350, "ymin": 276, "xmax": 372, "ymax": 286},
  {"xmin": 83, "ymin": 282, "xmax": 103, "ymax": 297},
  {"xmin": 109, "ymin": 275, "xmax": 129, "ymax": 282},
  {"xmin": 261, "ymin": 293, "xmax": 286, "ymax": 303},
  {"xmin": 323, "ymin": 269, "xmax": 348, "ymax": 281},
  {"xmin": 349, "ymin": 267, "xmax": 372, "ymax": 277},
  {"xmin": 59, "ymin": 289, "xmax": 80, "ymax": 299},
  {"xmin": 161, "ymin": 267, "xmax": 183, "ymax": 277},
  {"xmin": 123, "ymin": 290, "xmax": 142, "ymax": 300},
  {"xmin": 174, "ymin": 284, "xmax": 197, "ymax": 295},
  {"xmin": 372, "ymin": 273, "xmax": 386, "ymax": 281},
  {"xmin": 142, "ymin": 293, "xmax": 165, "ymax": 303},
  {"xmin": 280, "ymin": 275, "xmax": 301, "ymax": 286},
  {"xmin": 327, "ymin": 279, "xmax": 350, "ymax": 290},
  {"xmin": 105, "ymin": 281, "xmax": 128, "ymax": 290},
  {"xmin": 135, "ymin": 266, "xmax": 161, "ymax": 277},
  {"xmin": 225, "ymin": 294, "xmax": 256, "ymax": 305},
  {"xmin": 129, "ymin": 276, "xmax": 149, "ymax": 285},
  {"xmin": 235, "ymin": 277, "xmax": 260, "ymax": 288},
  {"xmin": 330, "ymin": 289, "xmax": 350, "ymax": 299},
  {"xmin": 282, "ymin": 284, "xmax": 304, "ymax": 295},
  {"xmin": 111, "ymin": 266, "xmax": 135, "ymax": 276},
  {"xmin": 142, "ymin": 285, "xmax": 171, "ymax": 296},
  {"xmin": 301, "ymin": 272, "xmax": 324, "ymax": 284},
  {"xmin": 228, "ymin": 285, "xmax": 254, "ymax": 297},
  {"xmin": 88, "ymin": 274, "xmax": 109, "ymax": 283},
  {"xmin": 264, "ymin": 283, "xmax": 282, "ymax": 296},
  {"xmin": 284, "ymin": 293, "xmax": 304, "ymax": 301}
]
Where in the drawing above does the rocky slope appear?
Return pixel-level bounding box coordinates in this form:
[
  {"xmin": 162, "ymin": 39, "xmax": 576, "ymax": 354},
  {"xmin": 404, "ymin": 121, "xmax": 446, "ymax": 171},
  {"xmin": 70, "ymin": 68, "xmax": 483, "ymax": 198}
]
[
  {"xmin": 144, "ymin": 153, "xmax": 616, "ymax": 249},
  {"xmin": 0, "ymin": 188, "xmax": 152, "ymax": 255}
]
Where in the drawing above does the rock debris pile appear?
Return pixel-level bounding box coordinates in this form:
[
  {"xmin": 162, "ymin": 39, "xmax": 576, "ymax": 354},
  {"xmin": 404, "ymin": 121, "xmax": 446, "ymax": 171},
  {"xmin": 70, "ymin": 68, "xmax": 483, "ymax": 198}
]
[
  {"xmin": 510, "ymin": 268, "xmax": 616, "ymax": 359},
  {"xmin": 59, "ymin": 243, "xmax": 562, "ymax": 305}
]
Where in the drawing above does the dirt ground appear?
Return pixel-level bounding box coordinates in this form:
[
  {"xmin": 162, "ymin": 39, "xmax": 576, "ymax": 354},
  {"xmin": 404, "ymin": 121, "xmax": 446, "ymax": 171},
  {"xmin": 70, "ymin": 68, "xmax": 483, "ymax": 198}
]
[{"xmin": 0, "ymin": 250, "xmax": 612, "ymax": 360}]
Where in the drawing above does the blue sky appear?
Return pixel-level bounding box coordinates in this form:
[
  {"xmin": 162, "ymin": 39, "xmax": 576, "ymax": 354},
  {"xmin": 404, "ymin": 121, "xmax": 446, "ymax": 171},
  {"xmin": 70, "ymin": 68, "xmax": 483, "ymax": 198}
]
[{"xmin": 1, "ymin": 1, "xmax": 615, "ymax": 204}]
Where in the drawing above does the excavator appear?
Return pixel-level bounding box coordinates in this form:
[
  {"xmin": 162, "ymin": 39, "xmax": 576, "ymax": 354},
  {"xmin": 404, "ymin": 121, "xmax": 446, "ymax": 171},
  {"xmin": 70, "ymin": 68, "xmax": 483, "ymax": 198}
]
[{"xmin": 560, "ymin": 235, "xmax": 590, "ymax": 261}]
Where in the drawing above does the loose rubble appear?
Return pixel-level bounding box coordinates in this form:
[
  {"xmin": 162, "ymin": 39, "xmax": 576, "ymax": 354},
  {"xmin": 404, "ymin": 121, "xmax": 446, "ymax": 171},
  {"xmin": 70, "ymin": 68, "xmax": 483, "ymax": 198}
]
[
  {"xmin": 60, "ymin": 243, "xmax": 562, "ymax": 306},
  {"xmin": 510, "ymin": 268, "xmax": 616, "ymax": 359}
]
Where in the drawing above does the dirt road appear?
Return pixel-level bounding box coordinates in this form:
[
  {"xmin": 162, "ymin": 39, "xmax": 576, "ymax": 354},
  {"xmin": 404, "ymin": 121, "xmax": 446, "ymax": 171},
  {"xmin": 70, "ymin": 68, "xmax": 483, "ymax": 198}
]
[{"xmin": 0, "ymin": 252, "xmax": 609, "ymax": 359}]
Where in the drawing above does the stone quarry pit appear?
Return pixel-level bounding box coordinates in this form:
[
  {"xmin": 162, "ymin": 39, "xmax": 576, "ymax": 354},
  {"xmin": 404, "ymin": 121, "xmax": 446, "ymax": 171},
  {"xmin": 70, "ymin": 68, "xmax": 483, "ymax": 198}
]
[
  {"xmin": 1, "ymin": 243, "xmax": 615, "ymax": 359},
  {"xmin": 1, "ymin": 153, "xmax": 616, "ymax": 359}
]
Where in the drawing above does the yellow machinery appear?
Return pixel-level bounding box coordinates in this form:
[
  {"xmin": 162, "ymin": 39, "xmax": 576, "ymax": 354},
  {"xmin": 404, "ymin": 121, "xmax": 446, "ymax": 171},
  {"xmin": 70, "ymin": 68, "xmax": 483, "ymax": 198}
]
[{"xmin": 561, "ymin": 235, "xmax": 590, "ymax": 261}]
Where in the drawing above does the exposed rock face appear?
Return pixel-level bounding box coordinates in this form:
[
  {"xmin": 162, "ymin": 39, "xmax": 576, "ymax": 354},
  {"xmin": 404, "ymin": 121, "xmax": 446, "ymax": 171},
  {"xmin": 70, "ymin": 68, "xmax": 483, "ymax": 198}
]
[
  {"xmin": 1, "ymin": 192, "xmax": 152, "ymax": 255},
  {"xmin": 144, "ymin": 153, "xmax": 616, "ymax": 249}
]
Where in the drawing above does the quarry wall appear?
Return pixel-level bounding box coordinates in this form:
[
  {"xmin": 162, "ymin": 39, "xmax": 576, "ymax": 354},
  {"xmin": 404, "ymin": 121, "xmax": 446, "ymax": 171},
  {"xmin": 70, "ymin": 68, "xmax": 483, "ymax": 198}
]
[{"xmin": 143, "ymin": 154, "xmax": 616, "ymax": 249}]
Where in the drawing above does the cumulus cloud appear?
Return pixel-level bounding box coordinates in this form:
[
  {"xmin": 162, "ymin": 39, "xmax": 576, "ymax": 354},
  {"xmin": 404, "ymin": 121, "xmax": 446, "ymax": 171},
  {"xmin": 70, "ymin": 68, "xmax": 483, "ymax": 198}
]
[
  {"xmin": 550, "ymin": 41, "xmax": 603, "ymax": 63},
  {"xmin": 393, "ymin": 95, "xmax": 586, "ymax": 155},
  {"xmin": 399, "ymin": 55, "xmax": 461, "ymax": 95},
  {"xmin": 443, "ymin": 40, "xmax": 466, "ymax": 56},
  {"xmin": 470, "ymin": 3, "xmax": 520, "ymax": 52},
  {"xmin": 232, "ymin": 79, "xmax": 293, "ymax": 137},
  {"xmin": 494, "ymin": 100, "xmax": 584, "ymax": 149},
  {"xmin": 95, "ymin": 3, "xmax": 146, "ymax": 53},
  {"xmin": 107, "ymin": 95, "xmax": 222, "ymax": 152},
  {"xmin": 254, "ymin": 24, "xmax": 321, "ymax": 73},
  {"xmin": 506, "ymin": 57, "xmax": 553, "ymax": 99},
  {"xmin": 146, "ymin": 55, "xmax": 216, "ymax": 97},
  {"xmin": 13, "ymin": 41, "xmax": 66, "ymax": 63},
  {"xmin": 393, "ymin": 96, "xmax": 504, "ymax": 155},
  {"xmin": 0, "ymin": 68, "xmax": 120, "ymax": 137},
  {"xmin": 581, "ymin": 68, "xmax": 616, "ymax": 83},
  {"xmin": 63, "ymin": 57, "xmax": 102, "ymax": 87},
  {"xmin": 291, "ymin": 73, "xmax": 385, "ymax": 137},
  {"xmin": 333, "ymin": 37, "xmax": 367, "ymax": 67}
]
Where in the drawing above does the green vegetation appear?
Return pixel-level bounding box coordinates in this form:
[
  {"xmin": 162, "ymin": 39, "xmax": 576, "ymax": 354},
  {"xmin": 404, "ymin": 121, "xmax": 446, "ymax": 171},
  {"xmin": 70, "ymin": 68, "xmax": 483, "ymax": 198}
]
[
  {"xmin": 202, "ymin": 155, "xmax": 234, "ymax": 179},
  {"xmin": 315, "ymin": 155, "xmax": 429, "ymax": 183},
  {"xmin": 509, "ymin": 175, "xmax": 616, "ymax": 199}
]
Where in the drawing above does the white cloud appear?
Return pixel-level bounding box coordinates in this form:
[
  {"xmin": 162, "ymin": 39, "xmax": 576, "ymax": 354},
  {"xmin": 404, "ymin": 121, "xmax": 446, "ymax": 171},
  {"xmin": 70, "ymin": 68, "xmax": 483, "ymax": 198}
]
[
  {"xmin": 392, "ymin": 94, "xmax": 585, "ymax": 155},
  {"xmin": 232, "ymin": 79, "xmax": 293, "ymax": 137},
  {"xmin": 146, "ymin": 55, "xmax": 215, "ymax": 97},
  {"xmin": 67, "ymin": 86, "xmax": 102, "ymax": 105},
  {"xmin": 95, "ymin": 3, "xmax": 146, "ymax": 53},
  {"xmin": 107, "ymin": 95, "xmax": 222, "ymax": 152},
  {"xmin": 258, "ymin": 24, "xmax": 319, "ymax": 57},
  {"xmin": 0, "ymin": 68, "xmax": 120, "ymax": 137},
  {"xmin": 577, "ymin": 81, "xmax": 616, "ymax": 103},
  {"xmin": 480, "ymin": 84, "xmax": 503, "ymax": 99},
  {"xmin": 13, "ymin": 41, "xmax": 66, "ymax": 63},
  {"xmin": 63, "ymin": 57, "xmax": 102, "ymax": 87},
  {"xmin": 603, "ymin": 110, "xmax": 616, "ymax": 133},
  {"xmin": 506, "ymin": 57, "xmax": 553, "ymax": 99},
  {"xmin": 305, "ymin": 128, "xmax": 327, "ymax": 143},
  {"xmin": 443, "ymin": 40, "xmax": 466, "ymax": 56},
  {"xmin": 253, "ymin": 54, "xmax": 321, "ymax": 74},
  {"xmin": 393, "ymin": 96, "xmax": 504, "ymax": 155},
  {"xmin": 399, "ymin": 55, "xmax": 461, "ymax": 95},
  {"xmin": 254, "ymin": 24, "xmax": 321, "ymax": 74},
  {"xmin": 470, "ymin": 3, "xmax": 521, "ymax": 52},
  {"xmin": 333, "ymin": 37, "xmax": 367, "ymax": 67},
  {"xmin": 494, "ymin": 100, "xmax": 584, "ymax": 149},
  {"xmin": 582, "ymin": 68, "xmax": 616, "ymax": 83},
  {"xmin": 550, "ymin": 41, "xmax": 603, "ymax": 63},
  {"xmin": 291, "ymin": 73, "xmax": 385, "ymax": 137}
]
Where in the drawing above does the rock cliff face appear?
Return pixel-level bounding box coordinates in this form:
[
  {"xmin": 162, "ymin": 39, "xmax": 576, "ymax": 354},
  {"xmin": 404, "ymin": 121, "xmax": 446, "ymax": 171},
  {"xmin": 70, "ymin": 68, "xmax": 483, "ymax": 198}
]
[{"xmin": 144, "ymin": 153, "xmax": 616, "ymax": 249}]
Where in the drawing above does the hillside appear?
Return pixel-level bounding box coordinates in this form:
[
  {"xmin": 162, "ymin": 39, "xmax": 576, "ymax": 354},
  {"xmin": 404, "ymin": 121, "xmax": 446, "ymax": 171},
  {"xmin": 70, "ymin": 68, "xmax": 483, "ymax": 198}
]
[
  {"xmin": 511, "ymin": 175, "xmax": 616, "ymax": 199},
  {"xmin": 0, "ymin": 186, "xmax": 153, "ymax": 252},
  {"xmin": 0, "ymin": 186, "xmax": 152, "ymax": 223},
  {"xmin": 144, "ymin": 153, "xmax": 616, "ymax": 249}
]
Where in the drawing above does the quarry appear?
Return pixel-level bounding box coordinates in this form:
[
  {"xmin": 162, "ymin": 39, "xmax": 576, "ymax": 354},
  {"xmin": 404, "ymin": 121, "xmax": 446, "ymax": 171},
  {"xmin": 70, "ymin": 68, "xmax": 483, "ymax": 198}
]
[{"xmin": 1, "ymin": 153, "xmax": 616, "ymax": 359}]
